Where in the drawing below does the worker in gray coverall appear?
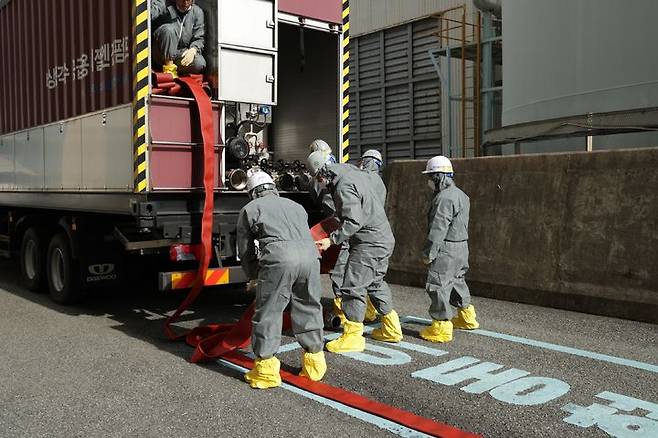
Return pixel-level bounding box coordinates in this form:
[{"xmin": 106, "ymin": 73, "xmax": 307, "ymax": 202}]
[
  {"xmin": 306, "ymin": 141, "xmax": 379, "ymax": 327},
  {"xmin": 307, "ymin": 139, "xmax": 338, "ymax": 217},
  {"xmin": 309, "ymin": 152, "xmax": 403, "ymax": 353},
  {"xmin": 329, "ymin": 149, "xmax": 387, "ymax": 325},
  {"xmin": 237, "ymin": 171, "xmax": 326, "ymax": 389},
  {"xmin": 151, "ymin": 0, "xmax": 206, "ymax": 76},
  {"xmin": 420, "ymin": 155, "xmax": 480, "ymax": 343}
]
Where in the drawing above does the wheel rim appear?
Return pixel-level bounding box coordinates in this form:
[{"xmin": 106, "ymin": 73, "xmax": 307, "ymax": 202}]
[
  {"xmin": 50, "ymin": 248, "xmax": 66, "ymax": 292},
  {"xmin": 24, "ymin": 240, "xmax": 38, "ymax": 280}
]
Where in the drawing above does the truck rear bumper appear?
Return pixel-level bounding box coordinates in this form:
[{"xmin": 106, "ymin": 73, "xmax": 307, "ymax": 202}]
[{"xmin": 158, "ymin": 266, "xmax": 248, "ymax": 291}]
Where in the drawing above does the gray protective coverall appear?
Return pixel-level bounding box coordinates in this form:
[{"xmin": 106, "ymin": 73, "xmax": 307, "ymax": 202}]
[
  {"xmin": 151, "ymin": 0, "xmax": 206, "ymax": 74},
  {"xmin": 310, "ymin": 179, "xmax": 336, "ymax": 217},
  {"xmin": 330, "ymin": 162, "xmax": 387, "ymax": 297},
  {"xmin": 237, "ymin": 190, "xmax": 324, "ymax": 359},
  {"xmin": 327, "ymin": 163, "xmax": 395, "ymax": 322},
  {"xmin": 423, "ymin": 174, "xmax": 471, "ymax": 320}
]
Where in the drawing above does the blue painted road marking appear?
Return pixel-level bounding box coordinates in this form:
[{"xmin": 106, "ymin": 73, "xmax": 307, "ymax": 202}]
[
  {"xmin": 412, "ymin": 356, "xmax": 532, "ymax": 394},
  {"xmin": 402, "ymin": 315, "xmax": 658, "ymax": 374},
  {"xmin": 562, "ymin": 392, "xmax": 658, "ymax": 437}
]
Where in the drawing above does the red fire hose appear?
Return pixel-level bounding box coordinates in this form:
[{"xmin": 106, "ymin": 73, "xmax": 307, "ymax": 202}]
[
  {"xmin": 159, "ymin": 76, "xmax": 479, "ymax": 438},
  {"xmin": 163, "ymin": 76, "xmax": 216, "ymax": 341}
]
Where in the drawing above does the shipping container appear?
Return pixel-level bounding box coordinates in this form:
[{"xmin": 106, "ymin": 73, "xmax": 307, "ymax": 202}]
[{"xmin": 0, "ymin": 0, "xmax": 345, "ymax": 303}]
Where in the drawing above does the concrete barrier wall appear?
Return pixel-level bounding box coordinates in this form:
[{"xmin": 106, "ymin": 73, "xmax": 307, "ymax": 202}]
[{"xmin": 384, "ymin": 148, "xmax": 658, "ymax": 323}]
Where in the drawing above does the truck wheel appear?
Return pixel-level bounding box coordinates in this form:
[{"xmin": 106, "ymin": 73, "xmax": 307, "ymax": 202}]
[
  {"xmin": 47, "ymin": 233, "xmax": 83, "ymax": 304},
  {"xmin": 20, "ymin": 227, "xmax": 46, "ymax": 292}
]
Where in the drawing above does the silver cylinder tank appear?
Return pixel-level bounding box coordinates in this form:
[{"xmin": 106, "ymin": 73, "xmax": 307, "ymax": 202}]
[{"xmin": 502, "ymin": 0, "xmax": 658, "ymax": 126}]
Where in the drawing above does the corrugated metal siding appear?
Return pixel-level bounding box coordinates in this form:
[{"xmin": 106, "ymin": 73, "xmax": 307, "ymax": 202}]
[
  {"xmin": 0, "ymin": 0, "xmax": 132, "ymax": 135},
  {"xmin": 351, "ymin": 0, "xmax": 474, "ymax": 37},
  {"xmin": 348, "ymin": 17, "xmax": 445, "ymax": 161}
]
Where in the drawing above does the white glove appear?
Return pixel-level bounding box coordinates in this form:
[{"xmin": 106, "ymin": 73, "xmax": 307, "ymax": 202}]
[
  {"xmin": 315, "ymin": 238, "xmax": 332, "ymax": 252},
  {"xmin": 180, "ymin": 47, "xmax": 197, "ymax": 67}
]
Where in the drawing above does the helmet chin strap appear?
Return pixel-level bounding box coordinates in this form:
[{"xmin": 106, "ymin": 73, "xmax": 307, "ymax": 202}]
[{"xmin": 250, "ymin": 183, "xmax": 277, "ymax": 200}]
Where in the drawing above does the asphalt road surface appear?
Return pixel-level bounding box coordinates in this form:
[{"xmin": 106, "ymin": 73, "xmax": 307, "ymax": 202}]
[{"xmin": 1, "ymin": 259, "xmax": 656, "ymax": 437}]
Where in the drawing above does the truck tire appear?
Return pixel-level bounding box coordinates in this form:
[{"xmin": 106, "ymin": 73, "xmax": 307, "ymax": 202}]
[
  {"xmin": 47, "ymin": 233, "xmax": 83, "ymax": 304},
  {"xmin": 20, "ymin": 227, "xmax": 46, "ymax": 292}
]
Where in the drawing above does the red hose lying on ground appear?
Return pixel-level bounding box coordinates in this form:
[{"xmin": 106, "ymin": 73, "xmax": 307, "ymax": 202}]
[{"xmin": 187, "ymin": 217, "xmax": 339, "ymax": 362}]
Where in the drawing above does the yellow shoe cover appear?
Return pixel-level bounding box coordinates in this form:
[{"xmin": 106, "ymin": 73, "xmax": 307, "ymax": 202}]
[
  {"xmin": 326, "ymin": 321, "xmax": 366, "ymax": 353},
  {"xmin": 332, "ymin": 297, "xmax": 348, "ymax": 327},
  {"xmin": 244, "ymin": 357, "xmax": 282, "ymax": 389},
  {"xmin": 163, "ymin": 63, "xmax": 178, "ymax": 78},
  {"xmin": 420, "ymin": 320, "xmax": 453, "ymax": 343},
  {"xmin": 299, "ymin": 351, "xmax": 327, "ymax": 381},
  {"xmin": 364, "ymin": 296, "xmax": 379, "ymax": 323},
  {"xmin": 371, "ymin": 310, "xmax": 403, "ymax": 343},
  {"xmin": 451, "ymin": 305, "xmax": 480, "ymax": 330}
]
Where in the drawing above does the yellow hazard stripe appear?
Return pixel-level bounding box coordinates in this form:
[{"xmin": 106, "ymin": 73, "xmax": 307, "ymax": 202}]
[
  {"xmin": 341, "ymin": 0, "xmax": 350, "ymax": 164},
  {"xmin": 136, "ymin": 67, "xmax": 149, "ymax": 83},
  {"xmin": 342, "ymin": 36, "xmax": 350, "ymax": 48},
  {"xmin": 136, "ymin": 48, "xmax": 149, "ymax": 63},
  {"xmin": 133, "ymin": 0, "xmax": 149, "ymax": 193},
  {"xmin": 136, "ymin": 10, "xmax": 148, "ymax": 25},
  {"xmin": 133, "ymin": 107, "xmax": 146, "ymax": 123},
  {"xmin": 133, "ymin": 125, "xmax": 146, "ymax": 141},
  {"xmin": 137, "ymin": 29, "xmax": 148, "ymax": 45}
]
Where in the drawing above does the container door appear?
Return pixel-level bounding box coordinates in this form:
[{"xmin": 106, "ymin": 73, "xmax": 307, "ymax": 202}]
[{"xmin": 217, "ymin": 0, "xmax": 278, "ymax": 105}]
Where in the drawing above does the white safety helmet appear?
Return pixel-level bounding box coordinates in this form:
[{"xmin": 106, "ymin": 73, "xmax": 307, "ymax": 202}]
[
  {"xmin": 422, "ymin": 155, "xmax": 454, "ymax": 174},
  {"xmin": 308, "ymin": 139, "xmax": 332, "ymax": 154},
  {"xmin": 246, "ymin": 170, "xmax": 275, "ymax": 195},
  {"xmin": 361, "ymin": 149, "xmax": 383, "ymax": 162},
  {"xmin": 307, "ymin": 150, "xmax": 332, "ymax": 176}
]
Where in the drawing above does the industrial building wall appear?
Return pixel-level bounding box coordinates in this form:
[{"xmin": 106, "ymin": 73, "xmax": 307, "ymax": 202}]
[
  {"xmin": 348, "ymin": 1, "xmax": 481, "ymax": 161},
  {"xmin": 351, "ymin": 0, "xmax": 474, "ymax": 36},
  {"xmin": 347, "ymin": 17, "xmax": 444, "ymax": 161}
]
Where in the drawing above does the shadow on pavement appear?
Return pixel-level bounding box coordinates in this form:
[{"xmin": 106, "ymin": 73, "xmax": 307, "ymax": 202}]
[{"xmin": 0, "ymin": 258, "xmax": 260, "ymax": 380}]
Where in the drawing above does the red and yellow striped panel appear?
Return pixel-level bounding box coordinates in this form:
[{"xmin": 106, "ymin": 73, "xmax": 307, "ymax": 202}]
[{"xmin": 171, "ymin": 268, "xmax": 231, "ymax": 290}]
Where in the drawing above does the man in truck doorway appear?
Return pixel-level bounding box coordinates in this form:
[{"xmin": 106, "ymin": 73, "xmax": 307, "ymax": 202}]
[
  {"xmin": 237, "ymin": 171, "xmax": 327, "ymax": 389},
  {"xmin": 151, "ymin": 0, "xmax": 206, "ymax": 77}
]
